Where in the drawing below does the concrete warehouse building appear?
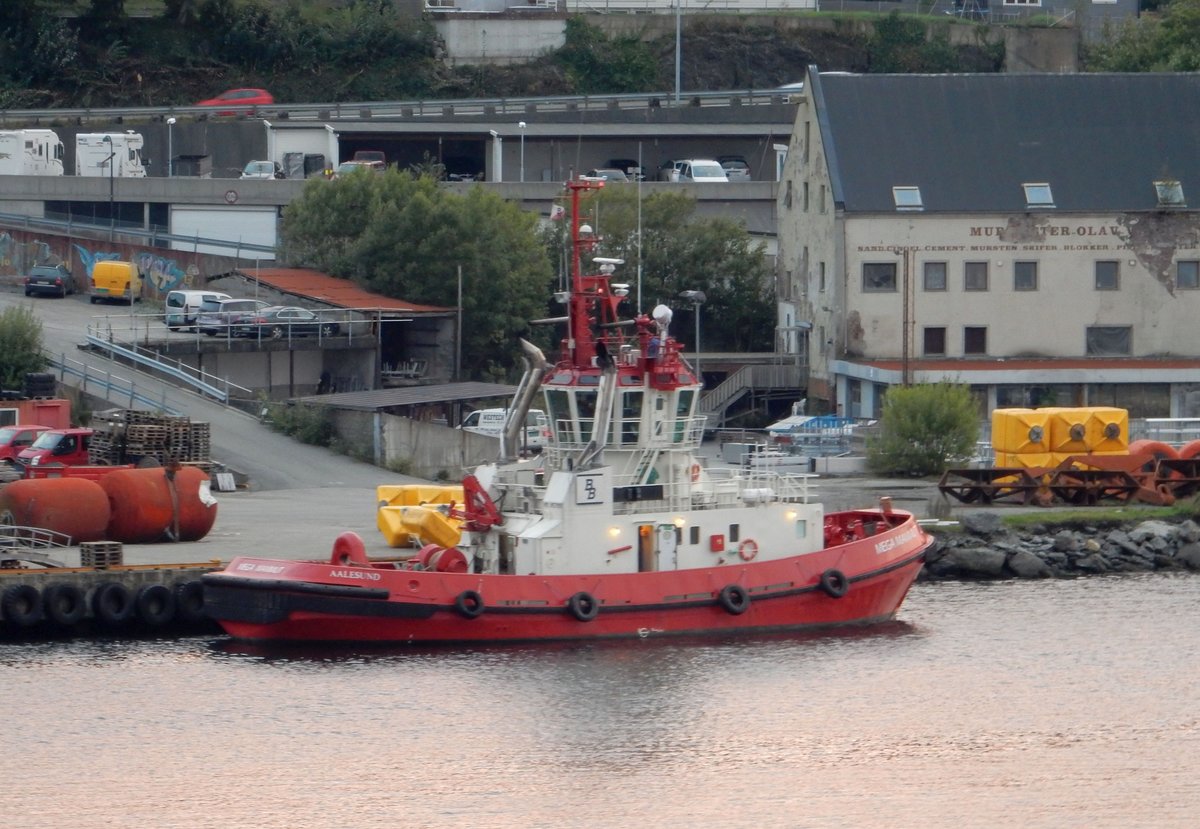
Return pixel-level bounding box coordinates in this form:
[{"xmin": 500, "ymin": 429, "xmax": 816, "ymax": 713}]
[{"xmin": 777, "ymin": 68, "xmax": 1200, "ymax": 420}]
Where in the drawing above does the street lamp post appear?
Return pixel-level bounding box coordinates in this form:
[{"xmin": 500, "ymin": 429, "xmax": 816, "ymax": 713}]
[
  {"xmin": 679, "ymin": 289, "xmax": 706, "ymax": 378},
  {"xmin": 102, "ymin": 135, "xmax": 115, "ymax": 233},
  {"xmin": 518, "ymin": 121, "xmax": 526, "ymax": 183},
  {"xmin": 166, "ymin": 117, "xmax": 176, "ymax": 177}
]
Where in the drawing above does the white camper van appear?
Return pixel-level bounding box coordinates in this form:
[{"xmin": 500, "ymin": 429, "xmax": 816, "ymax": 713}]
[
  {"xmin": 0, "ymin": 129, "xmax": 65, "ymax": 176},
  {"xmin": 75, "ymin": 132, "xmax": 146, "ymax": 178},
  {"xmin": 460, "ymin": 408, "xmax": 550, "ymax": 450}
]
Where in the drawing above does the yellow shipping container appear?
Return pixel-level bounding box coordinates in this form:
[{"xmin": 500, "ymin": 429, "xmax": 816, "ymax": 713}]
[{"xmin": 991, "ymin": 408, "xmax": 1051, "ymax": 455}]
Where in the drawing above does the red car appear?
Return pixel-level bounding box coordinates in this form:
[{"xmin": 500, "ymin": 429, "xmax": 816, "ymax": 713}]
[
  {"xmin": 195, "ymin": 88, "xmax": 274, "ymax": 114},
  {"xmin": 16, "ymin": 427, "xmax": 93, "ymax": 469}
]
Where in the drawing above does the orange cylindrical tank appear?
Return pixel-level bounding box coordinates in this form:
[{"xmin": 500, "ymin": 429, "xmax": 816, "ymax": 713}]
[
  {"xmin": 1127, "ymin": 439, "xmax": 1179, "ymax": 461},
  {"xmin": 0, "ymin": 478, "xmax": 110, "ymax": 542},
  {"xmin": 98, "ymin": 466, "xmax": 217, "ymax": 543},
  {"xmin": 1177, "ymin": 439, "xmax": 1200, "ymax": 460}
]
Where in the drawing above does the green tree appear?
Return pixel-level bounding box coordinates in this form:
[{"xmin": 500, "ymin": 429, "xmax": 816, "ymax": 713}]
[
  {"xmin": 544, "ymin": 185, "xmax": 775, "ymax": 353},
  {"xmin": 866, "ymin": 383, "xmax": 979, "ymax": 476},
  {"xmin": 0, "ymin": 305, "xmax": 47, "ymax": 391},
  {"xmin": 280, "ymin": 170, "xmax": 552, "ymax": 380},
  {"xmin": 556, "ymin": 16, "xmax": 657, "ymax": 94},
  {"xmin": 1085, "ymin": 0, "xmax": 1200, "ymax": 71}
]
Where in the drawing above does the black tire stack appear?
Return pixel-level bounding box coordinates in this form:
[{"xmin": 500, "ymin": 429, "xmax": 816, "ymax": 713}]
[{"xmin": 22, "ymin": 372, "xmax": 56, "ymax": 399}]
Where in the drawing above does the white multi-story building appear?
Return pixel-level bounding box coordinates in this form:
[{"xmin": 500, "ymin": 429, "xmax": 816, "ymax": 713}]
[{"xmin": 777, "ymin": 68, "xmax": 1200, "ymax": 419}]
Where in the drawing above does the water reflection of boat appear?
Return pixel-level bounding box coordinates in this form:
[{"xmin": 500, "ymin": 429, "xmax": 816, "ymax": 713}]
[{"xmin": 202, "ymin": 178, "xmax": 931, "ymax": 645}]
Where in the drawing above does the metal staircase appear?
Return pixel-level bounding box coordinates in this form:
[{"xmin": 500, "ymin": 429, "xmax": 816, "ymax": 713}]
[{"xmin": 699, "ymin": 363, "xmax": 806, "ymax": 427}]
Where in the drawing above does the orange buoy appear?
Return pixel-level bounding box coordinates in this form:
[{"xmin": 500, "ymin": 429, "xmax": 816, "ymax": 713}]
[
  {"xmin": 1178, "ymin": 440, "xmax": 1200, "ymax": 460},
  {"xmin": 0, "ymin": 477, "xmax": 110, "ymax": 542},
  {"xmin": 98, "ymin": 466, "xmax": 217, "ymax": 543}
]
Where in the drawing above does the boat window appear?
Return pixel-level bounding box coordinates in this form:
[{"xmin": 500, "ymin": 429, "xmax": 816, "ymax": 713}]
[
  {"xmin": 579, "ymin": 374, "xmax": 600, "ymax": 386},
  {"xmin": 545, "ymin": 390, "xmax": 571, "ymax": 440},
  {"xmin": 674, "ymin": 390, "xmax": 695, "ymax": 442},
  {"xmin": 549, "ymin": 372, "xmax": 574, "ymax": 384},
  {"xmin": 577, "ymin": 391, "xmax": 597, "ymax": 443},
  {"xmin": 795, "ymin": 519, "xmax": 807, "ymax": 539},
  {"xmin": 689, "ymin": 526, "xmax": 700, "ymax": 545},
  {"xmin": 619, "ymin": 374, "xmax": 642, "ymax": 386},
  {"xmin": 620, "ymin": 391, "xmax": 642, "ymax": 446},
  {"xmin": 728, "ymin": 523, "xmax": 740, "ymax": 543}
]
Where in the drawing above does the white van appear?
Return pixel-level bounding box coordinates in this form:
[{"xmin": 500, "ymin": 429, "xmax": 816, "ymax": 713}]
[
  {"xmin": 461, "ymin": 408, "xmax": 550, "ymax": 450},
  {"xmin": 165, "ymin": 289, "xmax": 231, "ymax": 330}
]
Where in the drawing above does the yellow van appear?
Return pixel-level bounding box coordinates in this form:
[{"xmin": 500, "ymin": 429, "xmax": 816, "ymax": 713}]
[{"xmin": 89, "ymin": 260, "xmax": 142, "ymax": 304}]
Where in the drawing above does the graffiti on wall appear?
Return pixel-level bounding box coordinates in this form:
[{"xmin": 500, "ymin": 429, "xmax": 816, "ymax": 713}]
[
  {"xmin": 72, "ymin": 243, "xmax": 195, "ymax": 292},
  {"xmin": 0, "ymin": 232, "xmax": 60, "ymax": 274}
]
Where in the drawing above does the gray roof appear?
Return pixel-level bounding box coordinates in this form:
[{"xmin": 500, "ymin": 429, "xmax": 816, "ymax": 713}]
[
  {"xmin": 291, "ymin": 381, "xmax": 518, "ymax": 412},
  {"xmin": 811, "ymin": 71, "xmax": 1200, "ymax": 213}
]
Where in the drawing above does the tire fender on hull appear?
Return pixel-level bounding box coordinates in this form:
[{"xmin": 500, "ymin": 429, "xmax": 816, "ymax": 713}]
[
  {"xmin": 718, "ymin": 584, "xmax": 750, "ymax": 615},
  {"xmin": 566, "ymin": 591, "xmax": 599, "ymax": 622},
  {"xmin": 454, "ymin": 589, "xmax": 484, "ymax": 619},
  {"xmin": 819, "ymin": 569, "xmax": 850, "ymax": 598}
]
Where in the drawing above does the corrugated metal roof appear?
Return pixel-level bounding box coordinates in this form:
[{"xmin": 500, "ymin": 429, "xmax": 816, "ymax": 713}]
[
  {"xmin": 291, "ymin": 381, "xmax": 518, "ymax": 412},
  {"xmin": 812, "ymin": 71, "xmax": 1200, "ymax": 214},
  {"xmin": 235, "ymin": 267, "xmax": 452, "ymax": 314}
]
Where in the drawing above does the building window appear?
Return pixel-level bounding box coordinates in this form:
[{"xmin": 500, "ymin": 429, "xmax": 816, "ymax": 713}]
[
  {"xmin": 965, "ymin": 261, "xmax": 989, "ymax": 291},
  {"xmin": 1023, "ymin": 182, "xmax": 1054, "ymax": 208},
  {"xmin": 803, "ymin": 181, "xmax": 810, "ymax": 211},
  {"xmin": 923, "ymin": 261, "xmax": 947, "ymax": 291},
  {"xmin": 1177, "ymin": 261, "xmax": 1199, "ymax": 289},
  {"xmin": 1095, "ymin": 260, "xmax": 1119, "ymax": 290},
  {"xmin": 819, "ymin": 261, "xmax": 826, "ymax": 292},
  {"xmin": 784, "ymin": 180, "xmax": 793, "ymax": 208},
  {"xmin": 893, "ymin": 186, "xmax": 923, "ymax": 211},
  {"xmin": 923, "ymin": 327, "xmax": 946, "ymax": 356},
  {"xmin": 964, "ymin": 326, "xmax": 987, "ymax": 355},
  {"xmin": 862, "ymin": 262, "xmax": 897, "ymax": 292},
  {"xmin": 1086, "ymin": 326, "xmax": 1132, "ymax": 356},
  {"xmin": 1014, "ymin": 261, "xmax": 1038, "ymax": 291},
  {"xmin": 820, "ymin": 184, "xmax": 827, "ymax": 212}
]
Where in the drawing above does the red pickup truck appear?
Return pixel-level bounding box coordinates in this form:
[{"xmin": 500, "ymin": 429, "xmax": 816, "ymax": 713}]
[{"xmin": 16, "ymin": 427, "xmax": 93, "ymax": 469}]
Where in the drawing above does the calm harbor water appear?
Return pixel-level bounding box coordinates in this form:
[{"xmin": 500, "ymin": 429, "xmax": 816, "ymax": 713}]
[{"xmin": 2, "ymin": 573, "xmax": 1197, "ymax": 829}]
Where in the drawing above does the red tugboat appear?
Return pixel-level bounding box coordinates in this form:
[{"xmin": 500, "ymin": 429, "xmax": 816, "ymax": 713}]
[{"xmin": 202, "ymin": 179, "xmax": 931, "ymax": 644}]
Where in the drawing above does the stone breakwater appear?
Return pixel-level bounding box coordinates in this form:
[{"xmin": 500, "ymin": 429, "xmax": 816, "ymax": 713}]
[{"xmin": 922, "ymin": 513, "xmax": 1200, "ymax": 580}]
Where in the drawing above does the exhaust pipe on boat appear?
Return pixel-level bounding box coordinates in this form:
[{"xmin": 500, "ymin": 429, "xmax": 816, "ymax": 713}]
[{"xmin": 501, "ymin": 339, "xmax": 548, "ymax": 461}]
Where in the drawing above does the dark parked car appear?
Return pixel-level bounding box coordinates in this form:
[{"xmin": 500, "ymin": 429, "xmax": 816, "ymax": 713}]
[
  {"xmin": 718, "ymin": 155, "xmax": 752, "ymax": 182},
  {"xmin": 236, "ymin": 306, "xmax": 341, "ymax": 339},
  {"xmin": 196, "ymin": 297, "xmax": 269, "ymax": 336},
  {"xmin": 606, "ymin": 158, "xmax": 644, "ymax": 180},
  {"xmin": 24, "ymin": 264, "xmax": 73, "ymax": 298},
  {"xmin": 585, "ymin": 168, "xmax": 629, "ymax": 182}
]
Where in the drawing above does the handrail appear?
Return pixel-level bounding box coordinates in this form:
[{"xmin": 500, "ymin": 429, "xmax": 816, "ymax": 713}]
[
  {"xmin": 0, "ymin": 89, "xmax": 792, "ymax": 126},
  {"xmin": 0, "ymin": 210, "xmax": 278, "ymax": 255},
  {"xmin": 46, "ymin": 351, "xmax": 182, "ymax": 415},
  {"xmin": 84, "ymin": 332, "xmax": 241, "ymax": 404}
]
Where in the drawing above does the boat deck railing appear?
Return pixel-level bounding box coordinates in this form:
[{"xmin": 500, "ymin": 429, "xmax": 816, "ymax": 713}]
[
  {"xmin": 547, "ymin": 415, "xmax": 706, "ymax": 456},
  {"xmin": 492, "ymin": 459, "xmax": 818, "ymax": 516}
]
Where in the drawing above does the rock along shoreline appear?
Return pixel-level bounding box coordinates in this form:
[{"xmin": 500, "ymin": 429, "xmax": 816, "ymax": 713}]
[{"xmin": 921, "ymin": 513, "xmax": 1200, "ymax": 581}]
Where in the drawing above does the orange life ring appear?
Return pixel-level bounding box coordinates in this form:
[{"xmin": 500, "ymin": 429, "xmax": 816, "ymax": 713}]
[
  {"xmin": 690, "ymin": 463, "xmax": 701, "ymax": 482},
  {"xmin": 738, "ymin": 539, "xmax": 759, "ymax": 561}
]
